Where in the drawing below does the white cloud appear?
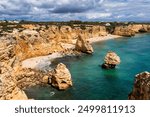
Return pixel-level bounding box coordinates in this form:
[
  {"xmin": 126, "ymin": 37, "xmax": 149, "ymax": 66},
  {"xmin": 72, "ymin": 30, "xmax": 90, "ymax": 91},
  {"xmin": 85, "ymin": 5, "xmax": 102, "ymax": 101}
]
[
  {"xmin": 0, "ymin": 0, "xmax": 149, "ymax": 21},
  {"xmin": 137, "ymin": 13, "xmax": 145, "ymax": 17},
  {"xmin": 86, "ymin": 12, "xmax": 111, "ymax": 19},
  {"xmin": 103, "ymin": 2, "xmax": 127, "ymax": 8}
]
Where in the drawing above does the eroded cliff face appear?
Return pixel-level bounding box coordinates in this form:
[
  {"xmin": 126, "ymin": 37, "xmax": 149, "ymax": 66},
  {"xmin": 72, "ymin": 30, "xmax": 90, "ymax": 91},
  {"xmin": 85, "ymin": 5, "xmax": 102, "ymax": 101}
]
[
  {"xmin": 0, "ymin": 38, "xmax": 28, "ymax": 99},
  {"xmin": 75, "ymin": 33, "xmax": 94, "ymax": 54},
  {"xmin": 0, "ymin": 75, "xmax": 28, "ymax": 100},
  {"xmin": 0, "ymin": 24, "xmax": 107, "ymax": 99},
  {"xmin": 113, "ymin": 24, "xmax": 150, "ymax": 36},
  {"xmin": 8, "ymin": 25, "xmax": 108, "ymax": 60},
  {"xmin": 129, "ymin": 72, "xmax": 150, "ymax": 100},
  {"xmin": 92, "ymin": 26, "xmax": 108, "ymax": 37},
  {"xmin": 50, "ymin": 63, "xmax": 73, "ymax": 90},
  {"xmin": 113, "ymin": 25, "xmax": 135, "ymax": 37}
]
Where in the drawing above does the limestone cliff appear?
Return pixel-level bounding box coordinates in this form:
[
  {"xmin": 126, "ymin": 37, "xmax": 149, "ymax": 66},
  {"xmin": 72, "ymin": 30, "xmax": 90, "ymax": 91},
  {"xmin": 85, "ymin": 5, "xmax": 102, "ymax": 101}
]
[
  {"xmin": 92, "ymin": 26, "xmax": 108, "ymax": 37},
  {"xmin": 8, "ymin": 24, "xmax": 108, "ymax": 60},
  {"xmin": 113, "ymin": 24, "xmax": 150, "ymax": 36},
  {"xmin": 113, "ymin": 25, "xmax": 135, "ymax": 37},
  {"xmin": 50, "ymin": 63, "xmax": 73, "ymax": 90},
  {"xmin": 75, "ymin": 33, "xmax": 93, "ymax": 54},
  {"xmin": 129, "ymin": 71, "xmax": 150, "ymax": 100}
]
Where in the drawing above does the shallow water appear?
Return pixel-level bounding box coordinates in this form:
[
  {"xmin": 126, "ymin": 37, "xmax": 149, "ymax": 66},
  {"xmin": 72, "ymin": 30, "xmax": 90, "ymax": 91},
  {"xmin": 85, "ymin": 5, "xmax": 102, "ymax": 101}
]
[{"xmin": 25, "ymin": 33, "xmax": 150, "ymax": 100}]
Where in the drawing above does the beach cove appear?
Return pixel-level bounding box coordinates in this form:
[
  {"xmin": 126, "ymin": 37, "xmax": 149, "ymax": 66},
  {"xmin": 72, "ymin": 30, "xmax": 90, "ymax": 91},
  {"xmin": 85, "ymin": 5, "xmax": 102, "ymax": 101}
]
[{"xmin": 24, "ymin": 33, "xmax": 150, "ymax": 100}]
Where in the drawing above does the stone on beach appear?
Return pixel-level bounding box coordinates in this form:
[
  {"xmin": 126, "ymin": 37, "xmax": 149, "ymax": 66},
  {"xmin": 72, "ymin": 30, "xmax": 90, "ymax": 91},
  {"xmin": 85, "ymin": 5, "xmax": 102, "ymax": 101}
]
[{"xmin": 102, "ymin": 51, "xmax": 121, "ymax": 69}]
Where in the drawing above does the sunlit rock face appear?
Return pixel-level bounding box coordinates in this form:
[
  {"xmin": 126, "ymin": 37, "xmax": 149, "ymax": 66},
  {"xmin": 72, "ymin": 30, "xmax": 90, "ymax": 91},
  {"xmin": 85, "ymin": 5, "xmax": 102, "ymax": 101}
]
[
  {"xmin": 75, "ymin": 34, "xmax": 93, "ymax": 54},
  {"xmin": 92, "ymin": 26, "xmax": 108, "ymax": 37},
  {"xmin": 102, "ymin": 51, "xmax": 121, "ymax": 69},
  {"xmin": 129, "ymin": 71, "xmax": 150, "ymax": 100},
  {"xmin": 113, "ymin": 24, "xmax": 150, "ymax": 37},
  {"xmin": 113, "ymin": 26, "xmax": 135, "ymax": 37},
  {"xmin": 50, "ymin": 63, "xmax": 73, "ymax": 90}
]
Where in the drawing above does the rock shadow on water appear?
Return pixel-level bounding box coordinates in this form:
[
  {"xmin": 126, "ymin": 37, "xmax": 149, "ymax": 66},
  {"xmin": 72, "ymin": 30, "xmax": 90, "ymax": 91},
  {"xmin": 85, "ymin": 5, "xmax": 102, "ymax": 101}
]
[
  {"xmin": 24, "ymin": 85, "xmax": 56, "ymax": 100},
  {"xmin": 24, "ymin": 84, "xmax": 75, "ymax": 100},
  {"xmin": 101, "ymin": 68, "xmax": 120, "ymax": 79}
]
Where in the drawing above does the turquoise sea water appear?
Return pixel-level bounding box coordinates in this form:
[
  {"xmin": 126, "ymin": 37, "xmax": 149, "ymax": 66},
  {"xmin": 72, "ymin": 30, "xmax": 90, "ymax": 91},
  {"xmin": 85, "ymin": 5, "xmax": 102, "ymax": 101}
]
[{"xmin": 25, "ymin": 33, "xmax": 150, "ymax": 100}]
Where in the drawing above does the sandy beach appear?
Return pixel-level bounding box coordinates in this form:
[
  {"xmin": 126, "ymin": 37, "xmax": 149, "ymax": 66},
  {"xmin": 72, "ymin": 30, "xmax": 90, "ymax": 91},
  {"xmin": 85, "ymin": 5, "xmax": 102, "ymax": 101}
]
[
  {"xmin": 22, "ymin": 52, "xmax": 63, "ymax": 71},
  {"xmin": 21, "ymin": 34, "xmax": 121, "ymax": 70},
  {"xmin": 88, "ymin": 34, "xmax": 122, "ymax": 43}
]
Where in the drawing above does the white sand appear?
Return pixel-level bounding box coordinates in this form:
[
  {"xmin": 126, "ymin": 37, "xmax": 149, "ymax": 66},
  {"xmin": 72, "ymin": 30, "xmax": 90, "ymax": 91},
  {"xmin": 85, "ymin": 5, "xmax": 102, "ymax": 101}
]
[
  {"xmin": 21, "ymin": 34, "xmax": 122, "ymax": 70},
  {"xmin": 88, "ymin": 34, "xmax": 122, "ymax": 43},
  {"xmin": 21, "ymin": 52, "xmax": 63, "ymax": 71}
]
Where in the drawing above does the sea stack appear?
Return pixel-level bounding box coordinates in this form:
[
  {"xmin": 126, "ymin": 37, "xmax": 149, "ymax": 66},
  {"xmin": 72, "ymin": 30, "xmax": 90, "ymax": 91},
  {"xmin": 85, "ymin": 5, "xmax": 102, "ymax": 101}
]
[
  {"xmin": 102, "ymin": 51, "xmax": 121, "ymax": 69},
  {"xmin": 129, "ymin": 71, "xmax": 150, "ymax": 100},
  {"xmin": 50, "ymin": 63, "xmax": 73, "ymax": 90},
  {"xmin": 75, "ymin": 34, "xmax": 94, "ymax": 54}
]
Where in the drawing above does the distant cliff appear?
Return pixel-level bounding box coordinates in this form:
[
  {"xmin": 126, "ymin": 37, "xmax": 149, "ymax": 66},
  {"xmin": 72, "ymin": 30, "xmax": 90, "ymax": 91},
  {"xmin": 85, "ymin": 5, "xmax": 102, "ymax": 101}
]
[{"xmin": 113, "ymin": 24, "xmax": 150, "ymax": 36}]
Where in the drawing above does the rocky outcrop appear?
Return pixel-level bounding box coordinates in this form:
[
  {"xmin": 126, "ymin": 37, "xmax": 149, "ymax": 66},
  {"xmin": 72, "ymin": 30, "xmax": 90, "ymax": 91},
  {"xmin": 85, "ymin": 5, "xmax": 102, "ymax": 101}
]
[
  {"xmin": 0, "ymin": 72, "xmax": 28, "ymax": 100},
  {"xmin": 0, "ymin": 64, "xmax": 54, "ymax": 100},
  {"xmin": 129, "ymin": 24, "xmax": 143, "ymax": 33},
  {"xmin": 0, "ymin": 61, "xmax": 73, "ymax": 99},
  {"xmin": 60, "ymin": 26, "xmax": 74, "ymax": 43},
  {"xmin": 139, "ymin": 24, "xmax": 149, "ymax": 32},
  {"xmin": 15, "ymin": 68, "xmax": 51, "ymax": 89},
  {"xmin": 113, "ymin": 24, "xmax": 150, "ymax": 37},
  {"xmin": 75, "ymin": 34, "xmax": 94, "ymax": 54},
  {"xmin": 8, "ymin": 87, "xmax": 28, "ymax": 100},
  {"xmin": 92, "ymin": 26, "xmax": 108, "ymax": 37},
  {"xmin": 102, "ymin": 51, "xmax": 121, "ymax": 69},
  {"xmin": 113, "ymin": 26, "xmax": 135, "ymax": 37},
  {"xmin": 0, "ymin": 36, "xmax": 16, "ymax": 62},
  {"xmin": 128, "ymin": 24, "xmax": 150, "ymax": 33},
  {"xmin": 14, "ymin": 29, "xmax": 64, "ymax": 60},
  {"xmin": 50, "ymin": 63, "xmax": 72, "ymax": 90},
  {"xmin": 129, "ymin": 71, "xmax": 150, "ymax": 100}
]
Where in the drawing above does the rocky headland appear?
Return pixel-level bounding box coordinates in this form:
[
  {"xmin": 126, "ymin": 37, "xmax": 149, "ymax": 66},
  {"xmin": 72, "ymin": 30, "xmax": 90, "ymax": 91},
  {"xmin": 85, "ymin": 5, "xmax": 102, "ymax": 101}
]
[{"xmin": 0, "ymin": 21, "xmax": 150, "ymax": 100}]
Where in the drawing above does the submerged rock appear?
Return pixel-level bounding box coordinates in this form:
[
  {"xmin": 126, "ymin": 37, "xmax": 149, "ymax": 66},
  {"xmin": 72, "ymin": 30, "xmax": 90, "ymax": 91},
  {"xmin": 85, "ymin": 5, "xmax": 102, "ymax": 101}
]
[
  {"xmin": 50, "ymin": 63, "xmax": 72, "ymax": 90},
  {"xmin": 75, "ymin": 34, "xmax": 93, "ymax": 54},
  {"xmin": 102, "ymin": 51, "xmax": 121, "ymax": 69},
  {"xmin": 129, "ymin": 71, "xmax": 150, "ymax": 100}
]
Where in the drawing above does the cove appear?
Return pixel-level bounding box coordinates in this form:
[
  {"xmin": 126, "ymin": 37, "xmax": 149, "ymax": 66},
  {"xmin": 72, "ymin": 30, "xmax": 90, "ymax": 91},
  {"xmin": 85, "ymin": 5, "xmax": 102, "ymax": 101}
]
[{"xmin": 25, "ymin": 33, "xmax": 150, "ymax": 100}]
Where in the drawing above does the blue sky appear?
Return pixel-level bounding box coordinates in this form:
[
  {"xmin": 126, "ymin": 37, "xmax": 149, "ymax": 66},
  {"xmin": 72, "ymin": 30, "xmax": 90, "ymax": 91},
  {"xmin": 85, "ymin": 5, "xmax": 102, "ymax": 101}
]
[{"xmin": 0, "ymin": 0, "xmax": 149, "ymax": 21}]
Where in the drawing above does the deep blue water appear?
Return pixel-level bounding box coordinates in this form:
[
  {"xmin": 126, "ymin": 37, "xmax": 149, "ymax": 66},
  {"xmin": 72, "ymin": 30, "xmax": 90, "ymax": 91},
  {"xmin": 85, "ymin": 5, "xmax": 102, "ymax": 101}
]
[{"xmin": 25, "ymin": 33, "xmax": 150, "ymax": 100}]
